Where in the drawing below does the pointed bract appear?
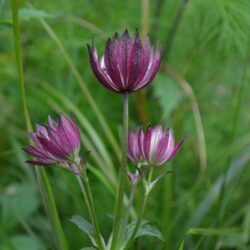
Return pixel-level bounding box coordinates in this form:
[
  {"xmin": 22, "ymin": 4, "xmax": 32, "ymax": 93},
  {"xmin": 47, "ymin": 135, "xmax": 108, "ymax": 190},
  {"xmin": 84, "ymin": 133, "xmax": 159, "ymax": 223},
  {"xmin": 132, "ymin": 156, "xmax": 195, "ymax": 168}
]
[{"xmin": 87, "ymin": 30, "xmax": 161, "ymax": 93}]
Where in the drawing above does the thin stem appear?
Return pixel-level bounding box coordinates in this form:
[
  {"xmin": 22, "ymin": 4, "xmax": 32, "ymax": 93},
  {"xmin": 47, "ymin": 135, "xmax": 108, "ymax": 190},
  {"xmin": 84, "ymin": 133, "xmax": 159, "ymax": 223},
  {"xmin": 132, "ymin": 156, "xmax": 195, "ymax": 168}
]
[
  {"xmin": 11, "ymin": 0, "xmax": 32, "ymax": 132},
  {"xmin": 124, "ymin": 168, "xmax": 153, "ymax": 249},
  {"xmin": 76, "ymin": 174, "xmax": 105, "ymax": 250},
  {"xmin": 124, "ymin": 189, "xmax": 149, "ymax": 249},
  {"xmin": 11, "ymin": 1, "xmax": 68, "ymax": 249},
  {"xmin": 111, "ymin": 92, "xmax": 129, "ymax": 250},
  {"xmin": 120, "ymin": 182, "xmax": 137, "ymax": 238}
]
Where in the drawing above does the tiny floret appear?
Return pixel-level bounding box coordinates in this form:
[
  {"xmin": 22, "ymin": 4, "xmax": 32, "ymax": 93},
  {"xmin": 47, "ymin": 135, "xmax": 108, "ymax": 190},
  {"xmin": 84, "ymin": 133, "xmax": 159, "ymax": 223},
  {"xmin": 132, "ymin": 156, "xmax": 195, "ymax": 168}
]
[
  {"xmin": 24, "ymin": 114, "xmax": 81, "ymax": 173},
  {"xmin": 87, "ymin": 29, "xmax": 161, "ymax": 93}
]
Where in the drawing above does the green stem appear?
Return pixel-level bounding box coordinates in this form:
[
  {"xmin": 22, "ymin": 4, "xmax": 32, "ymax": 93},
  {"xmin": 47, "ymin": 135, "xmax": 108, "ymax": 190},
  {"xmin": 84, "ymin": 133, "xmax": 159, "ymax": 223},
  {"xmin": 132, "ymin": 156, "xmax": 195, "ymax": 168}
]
[
  {"xmin": 124, "ymin": 189, "xmax": 149, "ymax": 249},
  {"xmin": 120, "ymin": 181, "xmax": 137, "ymax": 239},
  {"xmin": 76, "ymin": 174, "xmax": 105, "ymax": 250},
  {"xmin": 111, "ymin": 92, "xmax": 129, "ymax": 250},
  {"xmin": 84, "ymin": 167, "xmax": 105, "ymax": 250},
  {"xmin": 124, "ymin": 168, "xmax": 153, "ymax": 249},
  {"xmin": 11, "ymin": 1, "xmax": 68, "ymax": 249}
]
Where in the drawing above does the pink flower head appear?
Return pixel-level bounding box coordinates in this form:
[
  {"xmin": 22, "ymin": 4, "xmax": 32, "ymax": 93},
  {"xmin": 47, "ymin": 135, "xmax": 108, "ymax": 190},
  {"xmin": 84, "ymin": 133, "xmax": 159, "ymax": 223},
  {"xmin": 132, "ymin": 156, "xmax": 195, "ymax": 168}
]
[
  {"xmin": 87, "ymin": 29, "xmax": 161, "ymax": 93},
  {"xmin": 24, "ymin": 114, "xmax": 81, "ymax": 173},
  {"xmin": 128, "ymin": 125, "xmax": 183, "ymax": 166}
]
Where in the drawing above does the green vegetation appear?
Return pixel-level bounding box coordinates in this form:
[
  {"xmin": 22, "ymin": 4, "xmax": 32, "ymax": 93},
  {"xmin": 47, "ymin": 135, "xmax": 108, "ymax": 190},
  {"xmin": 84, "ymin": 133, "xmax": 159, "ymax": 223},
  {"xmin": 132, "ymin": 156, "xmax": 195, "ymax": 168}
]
[{"xmin": 1, "ymin": 0, "xmax": 250, "ymax": 249}]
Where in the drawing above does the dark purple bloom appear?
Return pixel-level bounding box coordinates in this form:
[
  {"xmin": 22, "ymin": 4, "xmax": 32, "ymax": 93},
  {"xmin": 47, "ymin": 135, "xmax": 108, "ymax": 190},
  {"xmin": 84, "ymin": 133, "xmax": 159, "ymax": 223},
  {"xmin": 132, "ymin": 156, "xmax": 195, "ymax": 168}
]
[
  {"xmin": 24, "ymin": 114, "xmax": 81, "ymax": 173},
  {"xmin": 87, "ymin": 29, "xmax": 161, "ymax": 93},
  {"xmin": 128, "ymin": 125, "xmax": 183, "ymax": 166}
]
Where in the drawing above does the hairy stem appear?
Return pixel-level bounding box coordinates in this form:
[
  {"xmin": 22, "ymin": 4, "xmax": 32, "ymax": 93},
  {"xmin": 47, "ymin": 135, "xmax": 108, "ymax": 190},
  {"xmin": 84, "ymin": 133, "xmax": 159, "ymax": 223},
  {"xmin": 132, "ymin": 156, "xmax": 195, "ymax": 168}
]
[
  {"xmin": 11, "ymin": 1, "xmax": 68, "ymax": 249},
  {"xmin": 111, "ymin": 92, "xmax": 129, "ymax": 250}
]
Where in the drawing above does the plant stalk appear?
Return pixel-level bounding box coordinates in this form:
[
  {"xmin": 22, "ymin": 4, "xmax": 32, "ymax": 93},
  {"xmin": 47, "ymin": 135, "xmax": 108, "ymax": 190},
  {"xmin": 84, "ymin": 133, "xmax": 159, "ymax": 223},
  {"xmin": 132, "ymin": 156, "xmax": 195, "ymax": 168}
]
[
  {"xmin": 120, "ymin": 181, "xmax": 137, "ymax": 239},
  {"xmin": 124, "ymin": 189, "xmax": 149, "ymax": 249},
  {"xmin": 111, "ymin": 92, "xmax": 129, "ymax": 250},
  {"xmin": 11, "ymin": 1, "xmax": 68, "ymax": 249},
  {"xmin": 124, "ymin": 168, "xmax": 153, "ymax": 249},
  {"xmin": 76, "ymin": 173, "xmax": 105, "ymax": 250}
]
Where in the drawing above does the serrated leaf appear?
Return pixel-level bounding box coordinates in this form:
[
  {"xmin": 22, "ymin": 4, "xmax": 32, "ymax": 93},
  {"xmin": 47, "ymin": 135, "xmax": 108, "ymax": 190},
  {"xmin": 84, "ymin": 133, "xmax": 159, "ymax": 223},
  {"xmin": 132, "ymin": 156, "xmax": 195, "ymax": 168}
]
[{"xmin": 69, "ymin": 215, "xmax": 96, "ymax": 246}]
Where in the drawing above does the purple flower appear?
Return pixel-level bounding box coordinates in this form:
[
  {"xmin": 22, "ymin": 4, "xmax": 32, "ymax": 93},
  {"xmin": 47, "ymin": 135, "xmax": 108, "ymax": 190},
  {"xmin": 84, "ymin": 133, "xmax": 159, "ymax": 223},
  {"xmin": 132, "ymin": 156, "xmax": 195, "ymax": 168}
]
[
  {"xmin": 24, "ymin": 114, "xmax": 81, "ymax": 173},
  {"xmin": 128, "ymin": 125, "xmax": 183, "ymax": 166},
  {"xmin": 87, "ymin": 29, "xmax": 161, "ymax": 93},
  {"xmin": 128, "ymin": 128, "xmax": 144, "ymax": 164}
]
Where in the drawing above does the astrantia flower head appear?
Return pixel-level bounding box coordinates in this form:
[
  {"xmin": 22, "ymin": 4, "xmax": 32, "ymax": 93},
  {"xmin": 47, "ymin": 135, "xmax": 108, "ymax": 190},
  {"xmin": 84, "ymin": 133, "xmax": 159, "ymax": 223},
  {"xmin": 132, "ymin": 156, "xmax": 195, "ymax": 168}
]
[
  {"xmin": 87, "ymin": 29, "xmax": 161, "ymax": 93},
  {"xmin": 24, "ymin": 114, "xmax": 81, "ymax": 173},
  {"xmin": 128, "ymin": 125, "xmax": 183, "ymax": 166}
]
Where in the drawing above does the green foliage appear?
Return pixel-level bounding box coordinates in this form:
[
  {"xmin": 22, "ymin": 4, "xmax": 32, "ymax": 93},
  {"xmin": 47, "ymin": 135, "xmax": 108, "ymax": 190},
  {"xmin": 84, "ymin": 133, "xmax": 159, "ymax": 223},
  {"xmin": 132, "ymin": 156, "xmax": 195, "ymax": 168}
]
[
  {"xmin": 69, "ymin": 215, "xmax": 97, "ymax": 247},
  {"xmin": 1, "ymin": 0, "xmax": 250, "ymax": 249},
  {"xmin": 124, "ymin": 220, "xmax": 164, "ymax": 243}
]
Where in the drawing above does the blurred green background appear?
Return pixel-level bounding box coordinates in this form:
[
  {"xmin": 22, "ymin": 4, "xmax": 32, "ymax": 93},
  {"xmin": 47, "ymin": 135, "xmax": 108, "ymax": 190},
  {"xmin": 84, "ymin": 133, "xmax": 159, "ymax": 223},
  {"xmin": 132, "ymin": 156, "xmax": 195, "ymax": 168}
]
[{"xmin": 1, "ymin": 0, "xmax": 250, "ymax": 249}]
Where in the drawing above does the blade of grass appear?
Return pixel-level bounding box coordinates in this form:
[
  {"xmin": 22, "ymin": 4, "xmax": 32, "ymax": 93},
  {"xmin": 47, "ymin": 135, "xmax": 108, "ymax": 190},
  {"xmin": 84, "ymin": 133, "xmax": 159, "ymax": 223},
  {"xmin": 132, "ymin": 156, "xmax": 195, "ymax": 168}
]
[
  {"xmin": 162, "ymin": 65, "xmax": 207, "ymax": 206},
  {"xmin": 68, "ymin": 15, "xmax": 106, "ymax": 37},
  {"xmin": 11, "ymin": 1, "xmax": 68, "ymax": 249},
  {"xmin": 178, "ymin": 227, "xmax": 243, "ymax": 250}
]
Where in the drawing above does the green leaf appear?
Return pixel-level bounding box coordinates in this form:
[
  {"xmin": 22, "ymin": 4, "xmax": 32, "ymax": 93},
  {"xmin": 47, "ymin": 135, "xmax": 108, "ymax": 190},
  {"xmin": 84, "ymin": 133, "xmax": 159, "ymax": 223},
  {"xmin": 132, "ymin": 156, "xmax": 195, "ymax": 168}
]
[
  {"xmin": 80, "ymin": 248, "xmax": 96, "ymax": 250},
  {"xmin": 136, "ymin": 223, "xmax": 164, "ymax": 241},
  {"xmin": 153, "ymin": 73, "xmax": 183, "ymax": 121},
  {"xmin": 69, "ymin": 215, "xmax": 96, "ymax": 246},
  {"xmin": 124, "ymin": 220, "xmax": 164, "ymax": 246}
]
